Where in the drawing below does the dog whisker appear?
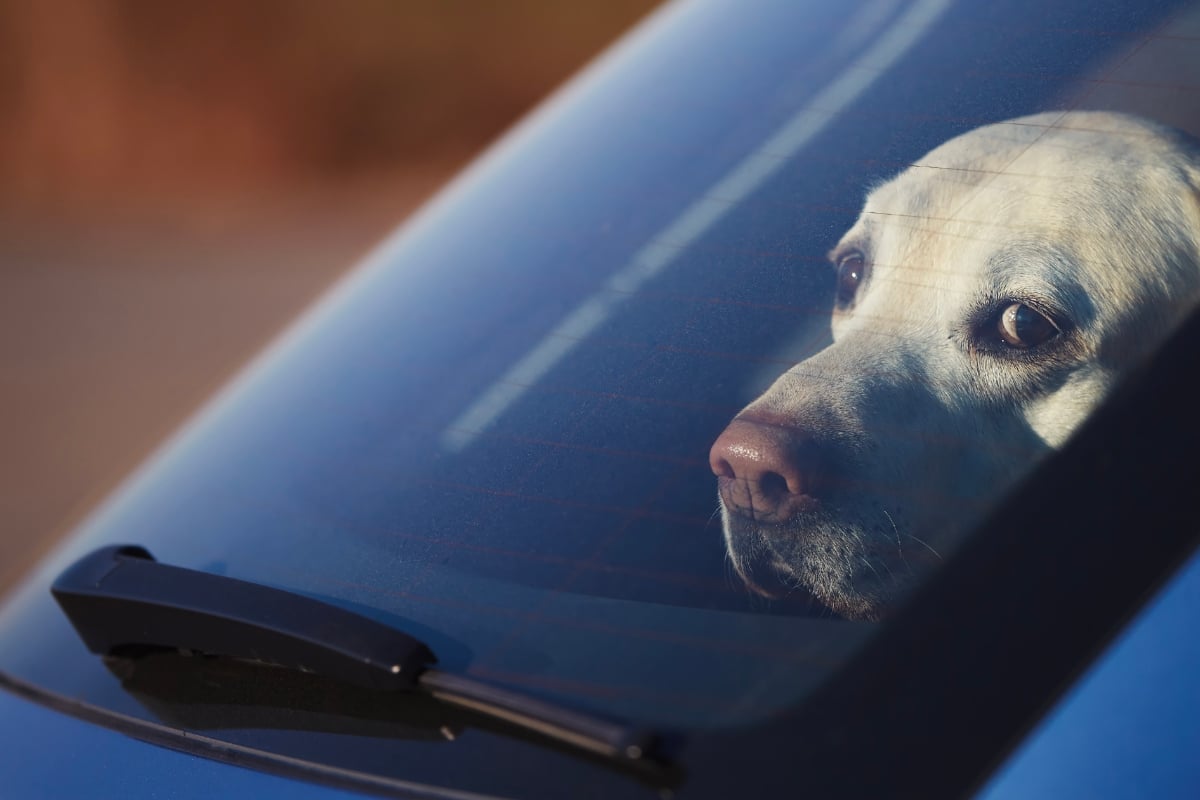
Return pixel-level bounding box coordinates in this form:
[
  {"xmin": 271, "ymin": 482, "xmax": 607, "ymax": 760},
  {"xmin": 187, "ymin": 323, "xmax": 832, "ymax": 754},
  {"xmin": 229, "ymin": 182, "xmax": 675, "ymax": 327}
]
[
  {"xmin": 905, "ymin": 534, "xmax": 943, "ymax": 561},
  {"xmin": 859, "ymin": 556, "xmax": 884, "ymax": 585},
  {"xmin": 883, "ymin": 509, "xmax": 902, "ymax": 558}
]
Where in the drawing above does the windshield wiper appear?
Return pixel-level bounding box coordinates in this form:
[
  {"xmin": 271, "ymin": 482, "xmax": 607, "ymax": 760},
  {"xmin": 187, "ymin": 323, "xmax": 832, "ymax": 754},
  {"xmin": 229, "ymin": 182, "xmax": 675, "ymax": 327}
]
[{"xmin": 51, "ymin": 545, "xmax": 679, "ymax": 787}]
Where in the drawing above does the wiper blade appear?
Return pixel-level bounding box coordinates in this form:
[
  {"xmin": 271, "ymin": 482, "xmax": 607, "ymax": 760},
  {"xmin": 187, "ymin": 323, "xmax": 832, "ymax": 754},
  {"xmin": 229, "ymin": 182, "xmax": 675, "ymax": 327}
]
[{"xmin": 52, "ymin": 545, "xmax": 678, "ymax": 784}]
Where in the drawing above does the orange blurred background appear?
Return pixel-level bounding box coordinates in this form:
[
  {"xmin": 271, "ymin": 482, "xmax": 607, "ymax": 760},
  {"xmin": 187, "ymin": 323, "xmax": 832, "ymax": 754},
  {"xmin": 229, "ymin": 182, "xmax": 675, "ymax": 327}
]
[{"xmin": 0, "ymin": 0, "xmax": 661, "ymax": 591}]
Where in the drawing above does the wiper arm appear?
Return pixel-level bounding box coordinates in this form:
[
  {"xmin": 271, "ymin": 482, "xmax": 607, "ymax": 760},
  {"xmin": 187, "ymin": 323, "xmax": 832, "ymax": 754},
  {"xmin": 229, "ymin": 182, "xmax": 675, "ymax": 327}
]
[{"xmin": 52, "ymin": 545, "xmax": 677, "ymax": 783}]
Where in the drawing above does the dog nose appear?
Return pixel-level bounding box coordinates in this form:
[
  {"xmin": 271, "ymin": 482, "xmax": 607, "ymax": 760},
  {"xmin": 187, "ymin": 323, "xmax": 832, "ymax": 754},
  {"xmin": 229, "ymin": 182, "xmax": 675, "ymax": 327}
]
[{"xmin": 709, "ymin": 417, "xmax": 821, "ymax": 521}]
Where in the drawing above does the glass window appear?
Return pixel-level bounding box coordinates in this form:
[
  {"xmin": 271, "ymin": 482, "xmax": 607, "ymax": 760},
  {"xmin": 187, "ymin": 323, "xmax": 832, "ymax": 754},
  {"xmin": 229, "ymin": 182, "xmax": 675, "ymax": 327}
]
[{"xmin": 2, "ymin": 0, "xmax": 1198, "ymax": 795}]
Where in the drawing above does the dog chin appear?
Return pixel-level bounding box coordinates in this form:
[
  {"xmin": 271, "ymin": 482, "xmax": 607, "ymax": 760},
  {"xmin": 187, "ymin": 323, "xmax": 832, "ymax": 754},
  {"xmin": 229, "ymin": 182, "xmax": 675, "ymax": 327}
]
[{"xmin": 722, "ymin": 508, "xmax": 906, "ymax": 622}]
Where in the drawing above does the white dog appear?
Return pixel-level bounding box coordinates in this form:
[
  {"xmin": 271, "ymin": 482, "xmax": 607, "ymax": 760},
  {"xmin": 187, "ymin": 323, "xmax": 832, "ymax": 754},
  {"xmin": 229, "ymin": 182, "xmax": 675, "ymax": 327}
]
[{"xmin": 710, "ymin": 111, "xmax": 1200, "ymax": 620}]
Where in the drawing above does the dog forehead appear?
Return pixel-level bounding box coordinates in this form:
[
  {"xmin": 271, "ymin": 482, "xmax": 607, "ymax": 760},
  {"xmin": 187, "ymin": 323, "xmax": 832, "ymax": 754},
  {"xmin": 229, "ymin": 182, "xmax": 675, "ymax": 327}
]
[
  {"xmin": 855, "ymin": 170, "xmax": 1031, "ymax": 311},
  {"xmin": 863, "ymin": 137, "xmax": 1072, "ymax": 236},
  {"xmin": 867, "ymin": 169, "xmax": 1072, "ymax": 283},
  {"xmin": 858, "ymin": 114, "xmax": 1194, "ymax": 287},
  {"xmin": 866, "ymin": 111, "xmax": 1191, "ymax": 215}
]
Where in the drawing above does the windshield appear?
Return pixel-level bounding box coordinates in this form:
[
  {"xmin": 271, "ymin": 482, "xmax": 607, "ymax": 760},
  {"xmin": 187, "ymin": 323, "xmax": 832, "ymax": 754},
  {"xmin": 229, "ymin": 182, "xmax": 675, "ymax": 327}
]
[{"xmin": 2, "ymin": 0, "xmax": 1199, "ymax": 796}]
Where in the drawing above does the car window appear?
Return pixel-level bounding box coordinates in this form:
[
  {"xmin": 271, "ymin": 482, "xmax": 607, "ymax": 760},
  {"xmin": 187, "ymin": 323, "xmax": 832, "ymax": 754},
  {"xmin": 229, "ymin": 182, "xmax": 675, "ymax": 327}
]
[{"xmin": 1, "ymin": 0, "xmax": 1198, "ymax": 796}]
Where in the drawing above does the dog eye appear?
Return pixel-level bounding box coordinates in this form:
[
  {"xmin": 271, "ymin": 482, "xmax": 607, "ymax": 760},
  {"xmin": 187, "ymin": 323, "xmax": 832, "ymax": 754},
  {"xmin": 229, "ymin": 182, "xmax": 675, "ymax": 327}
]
[
  {"xmin": 997, "ymin": 302, "xmax": 1059, "ymax": 348},
  {"xmin": 835, "ymin": 251, "xmax": 867, "ymax": 307}
]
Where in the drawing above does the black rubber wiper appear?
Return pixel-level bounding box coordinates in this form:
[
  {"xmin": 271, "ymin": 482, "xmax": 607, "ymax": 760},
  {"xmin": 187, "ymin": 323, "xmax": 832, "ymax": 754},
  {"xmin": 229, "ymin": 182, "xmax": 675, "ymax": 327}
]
[{"xmin": 51, "ymin": 545, "xmax": 678, "ymax": 786}]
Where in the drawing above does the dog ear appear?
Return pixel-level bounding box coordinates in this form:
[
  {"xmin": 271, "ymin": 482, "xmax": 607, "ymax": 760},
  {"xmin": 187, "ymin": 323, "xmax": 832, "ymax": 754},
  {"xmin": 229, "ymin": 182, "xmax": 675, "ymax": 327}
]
[
  {"xmin": 1190, "ymin": 166, "xmax": 1200, "ymax": 230},
  {"xmin": 1161, "ymin": 121, "xmax": 1200, "ymax": 257},
  {"xmin": 1184, "ymin": 157, "xmax": 1200, "ymax": 254},
  {"xmin": 1175, "ymin": 127, "xmax": 1200, "ymax": 221}
]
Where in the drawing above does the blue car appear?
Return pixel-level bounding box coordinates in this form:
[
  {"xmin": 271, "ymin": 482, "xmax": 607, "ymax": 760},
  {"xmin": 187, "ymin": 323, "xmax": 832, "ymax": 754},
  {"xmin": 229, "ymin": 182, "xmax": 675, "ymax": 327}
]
[{"xmin": 2, "ymin": 1, "xmax": 1198, "ymax": 797}]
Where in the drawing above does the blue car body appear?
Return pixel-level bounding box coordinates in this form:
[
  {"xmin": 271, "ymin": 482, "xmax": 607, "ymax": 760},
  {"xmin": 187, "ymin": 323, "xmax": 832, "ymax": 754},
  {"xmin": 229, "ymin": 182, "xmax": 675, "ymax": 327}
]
[{"xmin": 1, "ymin": 0, "xmax": 1197, "ymax": 797}]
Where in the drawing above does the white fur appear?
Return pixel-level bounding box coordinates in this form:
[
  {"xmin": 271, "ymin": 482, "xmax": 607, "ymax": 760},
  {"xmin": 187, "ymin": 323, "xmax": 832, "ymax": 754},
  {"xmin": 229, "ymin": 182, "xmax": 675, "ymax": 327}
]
[{"xmin": 717, "ymin": 111, "xmax": 1200, "ymax": 620}]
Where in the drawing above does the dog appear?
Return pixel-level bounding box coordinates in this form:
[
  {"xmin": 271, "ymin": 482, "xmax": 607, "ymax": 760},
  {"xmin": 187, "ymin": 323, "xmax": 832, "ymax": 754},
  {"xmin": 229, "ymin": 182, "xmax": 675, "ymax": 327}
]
[{"xmin": 710, "ymin": 111, "xmax": 1200, "ymax": 621}]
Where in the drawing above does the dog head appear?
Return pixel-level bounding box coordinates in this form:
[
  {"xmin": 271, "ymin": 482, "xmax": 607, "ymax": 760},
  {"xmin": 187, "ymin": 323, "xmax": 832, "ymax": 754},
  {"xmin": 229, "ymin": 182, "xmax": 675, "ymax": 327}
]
[{"xmin": 711, "ymin": 111, "xmax": 1200, "ymax": 620}]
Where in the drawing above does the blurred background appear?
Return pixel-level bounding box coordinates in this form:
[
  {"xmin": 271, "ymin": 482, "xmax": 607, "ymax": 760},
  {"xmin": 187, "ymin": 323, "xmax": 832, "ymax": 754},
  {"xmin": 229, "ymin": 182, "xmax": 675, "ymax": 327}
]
[{"xmin": 0, "ymin": 0, "xmax": 662, "ymax": 591}]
